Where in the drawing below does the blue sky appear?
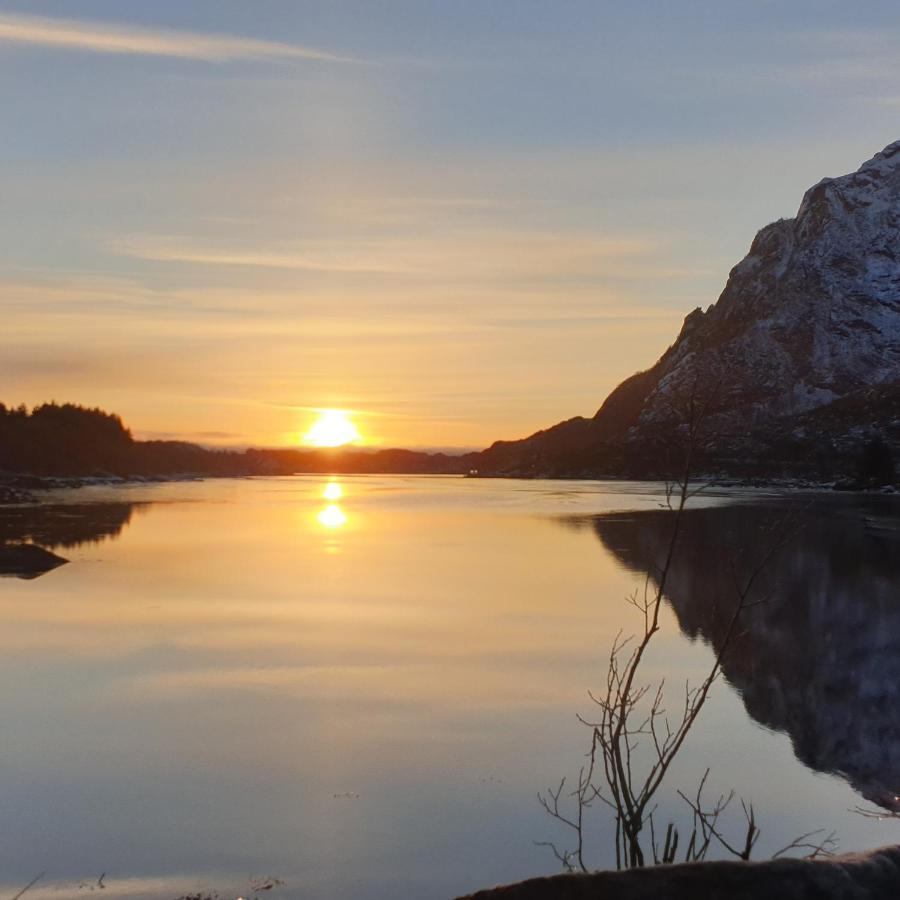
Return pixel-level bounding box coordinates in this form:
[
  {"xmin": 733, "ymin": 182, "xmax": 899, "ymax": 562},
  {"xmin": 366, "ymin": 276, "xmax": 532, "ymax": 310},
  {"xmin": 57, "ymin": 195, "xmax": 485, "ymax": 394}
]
[{"xmin": 2, "ymin": 1, "xmax": 898, "ymax": 447}]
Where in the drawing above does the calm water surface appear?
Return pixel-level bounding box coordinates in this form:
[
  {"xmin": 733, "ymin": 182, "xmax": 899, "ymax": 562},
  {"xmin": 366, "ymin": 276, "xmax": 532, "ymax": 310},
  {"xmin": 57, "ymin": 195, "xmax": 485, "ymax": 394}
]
[{"xmin": 0, "ymin": 477, "xmax": 898, "ymax": 898}]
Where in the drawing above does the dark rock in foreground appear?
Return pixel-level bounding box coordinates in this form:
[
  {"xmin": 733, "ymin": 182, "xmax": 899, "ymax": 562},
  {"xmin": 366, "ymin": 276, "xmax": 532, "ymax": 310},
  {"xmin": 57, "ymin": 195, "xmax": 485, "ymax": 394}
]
[
  {"xmin": 457, "ymin": 845, "xmax": 900, "ymax": 899},
  {"xmin": 0, "ymin": 542, "xmax": 68, "ymax": 578}
]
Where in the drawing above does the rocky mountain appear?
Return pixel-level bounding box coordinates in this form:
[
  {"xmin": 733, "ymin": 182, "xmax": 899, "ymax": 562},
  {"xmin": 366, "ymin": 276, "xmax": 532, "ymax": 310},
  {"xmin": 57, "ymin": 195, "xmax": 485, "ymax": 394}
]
[{"xmin": 474, "ymin": 142, "xmax": 900, "ymax": 481}]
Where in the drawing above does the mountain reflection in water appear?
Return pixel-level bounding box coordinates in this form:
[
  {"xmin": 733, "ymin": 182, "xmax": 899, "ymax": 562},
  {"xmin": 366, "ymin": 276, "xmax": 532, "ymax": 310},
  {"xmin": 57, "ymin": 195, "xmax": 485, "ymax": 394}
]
[
  {"xmin": 584, "ymin": 500, "xmax": 900, "ymax": 812},
  {"xmin": 0, "ymin": 502, "xmax": 141, "ymax": 549}
]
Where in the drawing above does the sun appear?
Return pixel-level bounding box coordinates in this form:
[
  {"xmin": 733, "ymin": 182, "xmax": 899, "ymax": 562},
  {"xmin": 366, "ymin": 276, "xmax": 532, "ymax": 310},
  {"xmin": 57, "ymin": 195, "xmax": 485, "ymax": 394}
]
[{"xmin": 303, "ymin": 409, "xmax": 361, "ymax": 448}]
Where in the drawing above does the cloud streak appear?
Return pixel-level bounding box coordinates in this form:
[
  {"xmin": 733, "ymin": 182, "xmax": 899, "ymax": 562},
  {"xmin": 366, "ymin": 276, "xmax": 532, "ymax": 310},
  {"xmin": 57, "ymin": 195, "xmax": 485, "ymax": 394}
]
[
  {"xmin": 111, "ymin": 231, "xmax": 687, "ymax": 281},
  {"xmin": 0, "ymin": 12, "xmax": 354, "ymax": 64}
]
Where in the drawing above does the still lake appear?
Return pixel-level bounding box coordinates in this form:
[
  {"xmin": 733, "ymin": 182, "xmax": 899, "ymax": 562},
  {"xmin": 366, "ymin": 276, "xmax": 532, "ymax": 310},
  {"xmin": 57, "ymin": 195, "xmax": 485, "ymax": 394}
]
[{"xmin": 0, "ymin": 476, "xmax": 898, "ymax": 898}]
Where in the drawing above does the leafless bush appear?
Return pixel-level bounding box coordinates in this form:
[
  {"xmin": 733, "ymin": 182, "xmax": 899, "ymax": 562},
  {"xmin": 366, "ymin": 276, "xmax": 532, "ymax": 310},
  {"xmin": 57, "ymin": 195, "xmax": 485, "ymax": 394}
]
[{"xmin": 538, "ymin": 396, "xmax": 834, "ymax": 871}]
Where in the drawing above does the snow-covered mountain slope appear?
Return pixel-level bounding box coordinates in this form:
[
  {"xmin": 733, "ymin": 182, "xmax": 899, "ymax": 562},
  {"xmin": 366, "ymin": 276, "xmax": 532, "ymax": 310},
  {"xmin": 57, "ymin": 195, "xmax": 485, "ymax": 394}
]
[
  {"xmin": 476, "ymin": 142, "xmax": 900, "ymax": 477},
  {"xmin": 632, "ymin": 140, "xmax": 900, "ymax": 429}
]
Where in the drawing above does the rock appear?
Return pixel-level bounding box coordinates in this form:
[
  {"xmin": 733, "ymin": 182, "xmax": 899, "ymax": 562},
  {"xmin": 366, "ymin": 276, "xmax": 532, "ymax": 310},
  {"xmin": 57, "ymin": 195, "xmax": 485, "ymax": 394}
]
[
  {"xmin": 0, "ymin": 543, "xmax": 68, "ymax": 578},
  {"xmin": 0, "ymin": 485, "xmax": 38, "ymax": 504},
  {"xmin": 629, "ymin": 141, "xmax": 900, "ymax": 433},
  {"xmin": 456, "ymin": 844, "xmax": 900, "ymax": 899}
]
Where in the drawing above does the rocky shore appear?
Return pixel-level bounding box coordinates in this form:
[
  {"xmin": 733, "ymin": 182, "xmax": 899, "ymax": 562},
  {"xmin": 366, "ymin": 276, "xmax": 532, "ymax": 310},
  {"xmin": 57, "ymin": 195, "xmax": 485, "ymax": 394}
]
[
  {"xmin": 457, "ymin": 845, "xmax": 900, "ymax": 899},
  {"xmin": 0, "ymin": 471, "xmax": 206, "ymax": 503}
]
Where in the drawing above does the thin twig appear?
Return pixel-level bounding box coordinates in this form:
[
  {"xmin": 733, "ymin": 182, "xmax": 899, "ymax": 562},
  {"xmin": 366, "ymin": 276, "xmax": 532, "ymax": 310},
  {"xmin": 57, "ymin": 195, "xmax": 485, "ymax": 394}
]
[{"xmin": 11, "ymin": 873, "xmax": 45, "ymax": 900}]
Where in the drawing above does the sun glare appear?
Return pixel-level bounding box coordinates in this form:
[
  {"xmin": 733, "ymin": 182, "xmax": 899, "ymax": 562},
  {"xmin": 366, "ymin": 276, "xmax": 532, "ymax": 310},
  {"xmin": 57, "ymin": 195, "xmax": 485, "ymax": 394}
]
[
  {"xmin": 303, "ymin": 410, "xmax": 361, "ymax": 448},
  {"xmin": 317, "ymin": 504, "xmax": 348, "ymax": 529},
  {"xmin": 323, "ymin": 480, "xmax": 343, "ymax": 501}
]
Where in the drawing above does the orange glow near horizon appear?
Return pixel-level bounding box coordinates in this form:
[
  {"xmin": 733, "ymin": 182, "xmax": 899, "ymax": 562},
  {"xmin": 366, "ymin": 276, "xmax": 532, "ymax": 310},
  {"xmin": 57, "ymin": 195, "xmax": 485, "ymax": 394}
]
[{"xmin": 302, "ymin": 410, "xmax": 362, "ymax": 448}]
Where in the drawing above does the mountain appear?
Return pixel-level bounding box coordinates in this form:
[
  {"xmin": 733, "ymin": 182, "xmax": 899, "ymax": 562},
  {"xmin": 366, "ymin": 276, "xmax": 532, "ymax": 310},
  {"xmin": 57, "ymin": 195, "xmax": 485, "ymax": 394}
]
[{"xmin": 474, "ymin": 142, "xmax": 900, "ymax": 482}]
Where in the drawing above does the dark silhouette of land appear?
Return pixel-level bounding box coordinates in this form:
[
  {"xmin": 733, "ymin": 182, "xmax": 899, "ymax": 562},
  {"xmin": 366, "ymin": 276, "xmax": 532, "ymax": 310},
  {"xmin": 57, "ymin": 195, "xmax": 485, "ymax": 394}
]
[
  {"xmin": 0, "ymin": 402, "xmax": 472, "ymax": 480},
  {"xmin": 0, "ymin": 542, "xmax": 67, "ymax": 579},
  {"xmin": 1, "ymin": 400, "xmax": 895, "ymax": 485},
  {"xmin": 457, "ymin": 845, "xmax": 900, "ymax": 900}
]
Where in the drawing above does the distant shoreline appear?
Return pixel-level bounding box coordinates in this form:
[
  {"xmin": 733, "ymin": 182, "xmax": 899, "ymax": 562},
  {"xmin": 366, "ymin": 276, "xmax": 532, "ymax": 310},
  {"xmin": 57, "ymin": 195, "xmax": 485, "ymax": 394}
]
[{"xmin": 1, "ymin": 470, "xmax": 896, "ymax": 505}]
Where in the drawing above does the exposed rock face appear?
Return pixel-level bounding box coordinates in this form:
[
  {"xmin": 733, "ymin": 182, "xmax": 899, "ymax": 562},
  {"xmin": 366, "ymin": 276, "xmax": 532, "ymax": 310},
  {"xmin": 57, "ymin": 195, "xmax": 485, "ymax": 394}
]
[
  {"xmin": 634, "ymin": 141, "xmax": 900, "ymax": 429},
  {"xmin": 475, "ymin": 143, "xmax": 900, "ymax": 478}
]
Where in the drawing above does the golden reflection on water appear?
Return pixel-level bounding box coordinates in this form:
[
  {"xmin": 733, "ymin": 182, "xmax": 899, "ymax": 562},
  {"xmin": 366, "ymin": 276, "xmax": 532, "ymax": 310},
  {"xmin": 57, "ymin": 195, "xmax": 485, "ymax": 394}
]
[
  {"xmin": 317, "ymin": 504, "xmax": 347, "ymax": 529},
  {"xmin": 316, "ymin": 479, "xmax": 347, "ymax": 529}
]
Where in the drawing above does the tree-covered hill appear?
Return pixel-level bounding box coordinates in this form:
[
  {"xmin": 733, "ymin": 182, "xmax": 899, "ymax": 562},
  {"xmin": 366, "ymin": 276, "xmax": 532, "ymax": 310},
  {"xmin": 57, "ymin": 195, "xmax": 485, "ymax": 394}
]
[{"xmin": 0, "ymin": 402, "xmax": 469, "ymax": 478}]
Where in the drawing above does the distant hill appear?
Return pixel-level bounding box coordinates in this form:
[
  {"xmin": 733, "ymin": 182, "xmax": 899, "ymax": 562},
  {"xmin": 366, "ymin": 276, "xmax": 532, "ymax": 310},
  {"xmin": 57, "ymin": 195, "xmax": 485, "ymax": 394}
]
[
  {"xmin": 472, "ymin": 142, "xmax": 900, "ymax": 484},
  {"xmin": 0, "ymin": 402, "xmax": 471, "ymax": 479}
]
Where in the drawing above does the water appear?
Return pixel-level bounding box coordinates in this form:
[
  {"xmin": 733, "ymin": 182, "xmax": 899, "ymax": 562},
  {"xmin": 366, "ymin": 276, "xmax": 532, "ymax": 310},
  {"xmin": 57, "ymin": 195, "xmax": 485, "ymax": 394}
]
[{"xmin": 0, "ymin": 477, "xmax": 898, "ymax": 898}]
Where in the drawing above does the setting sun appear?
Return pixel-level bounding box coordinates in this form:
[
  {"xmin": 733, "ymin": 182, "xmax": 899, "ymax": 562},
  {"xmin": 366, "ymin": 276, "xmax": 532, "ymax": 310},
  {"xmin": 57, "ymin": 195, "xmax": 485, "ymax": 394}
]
[{"xmin": 303, "ymin": 410, "xmax": 361, "ymax": 448}]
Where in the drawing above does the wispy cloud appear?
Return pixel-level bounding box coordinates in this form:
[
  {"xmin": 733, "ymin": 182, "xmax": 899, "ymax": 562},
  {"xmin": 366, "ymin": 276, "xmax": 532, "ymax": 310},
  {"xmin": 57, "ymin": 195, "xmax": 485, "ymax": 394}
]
[
  {"xmin": 112, "ymin": 231, "xmax": 684, "ymax": 281},
  {"xmin": 0, "ymin": 12, "xmax": 354, "ymax": 63},
  {"xmin": 114, "ymin": 237, "xmax": 410, "ymax": 274}
]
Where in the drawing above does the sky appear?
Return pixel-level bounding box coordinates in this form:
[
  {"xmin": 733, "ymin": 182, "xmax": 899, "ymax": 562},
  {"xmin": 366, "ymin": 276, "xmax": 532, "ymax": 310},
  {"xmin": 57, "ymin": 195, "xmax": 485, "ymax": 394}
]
[{"xmin": 2, "ymin": 1, "xmax": 899, "ymax": 450}]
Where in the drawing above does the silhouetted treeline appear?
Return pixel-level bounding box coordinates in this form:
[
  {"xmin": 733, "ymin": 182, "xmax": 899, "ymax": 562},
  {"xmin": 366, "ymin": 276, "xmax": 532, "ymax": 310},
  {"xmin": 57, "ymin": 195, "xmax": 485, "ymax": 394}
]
[
  {"xmin": 0, "ymin": 402, "xmax": 134, "ymax": 475},
  {"xmin": 0, "ymin": 402, "xmax": 470, "ymax": 478}
]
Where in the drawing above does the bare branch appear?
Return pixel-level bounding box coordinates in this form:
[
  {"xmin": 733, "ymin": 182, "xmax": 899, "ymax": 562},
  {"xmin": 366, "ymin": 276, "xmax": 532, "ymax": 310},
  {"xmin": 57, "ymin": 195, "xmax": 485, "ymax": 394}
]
[
  {"xmin": 10, "ymin": 873, "xmax": 45, "ymax": 900},
  {"xmin": 536, "ymin": 382, "xmax": 820, "ymax": 873},
  {"xmin": 772, "ymin": 830, "xmax": 839, "ymax": 860}
]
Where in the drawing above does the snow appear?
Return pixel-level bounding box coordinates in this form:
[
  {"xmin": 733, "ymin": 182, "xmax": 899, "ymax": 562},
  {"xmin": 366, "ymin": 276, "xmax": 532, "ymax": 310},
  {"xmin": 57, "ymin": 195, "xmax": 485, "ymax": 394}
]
[{"xmin": 635, "ymin": 140, "xmax": 900, "ymax": 430}]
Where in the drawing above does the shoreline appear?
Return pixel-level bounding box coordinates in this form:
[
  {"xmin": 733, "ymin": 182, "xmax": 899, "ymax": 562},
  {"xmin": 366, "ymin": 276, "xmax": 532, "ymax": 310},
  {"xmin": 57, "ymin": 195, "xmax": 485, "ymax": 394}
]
[{"xmin": 0, "ymin": 470, "xmax": 897, "ymax": 506}]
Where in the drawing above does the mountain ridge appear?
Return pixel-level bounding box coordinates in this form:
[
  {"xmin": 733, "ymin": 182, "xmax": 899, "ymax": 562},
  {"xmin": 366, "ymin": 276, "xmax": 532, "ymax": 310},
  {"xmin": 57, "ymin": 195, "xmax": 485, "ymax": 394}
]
[{"xmin": 473, "ymin": 141, "xmax": 900, "ymax": 482}]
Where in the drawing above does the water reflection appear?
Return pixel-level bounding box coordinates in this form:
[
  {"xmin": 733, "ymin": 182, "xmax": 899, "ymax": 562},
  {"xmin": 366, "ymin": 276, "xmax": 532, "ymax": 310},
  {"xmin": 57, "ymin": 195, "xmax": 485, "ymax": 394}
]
[
  {"xmin": 316, "ymin": 479, "xmax": 348, "ymax": 530},
  {"xmin": 584, "ymin": 500, "xmax": 900, "ymax": 810},
  {"xmin": 1, "ymin": 478, "xmax": 896, "ymax": 895},
  {"xmin": 0, "ymin": 502, "xmax": 142, "ymax": 549},
  {"xmin": 317, "ymin": 504, "xmax": 347, "ymax": 529},
  {"xmin": 0, "ymin": 501, "xmax": 142, "ymax": 579}
]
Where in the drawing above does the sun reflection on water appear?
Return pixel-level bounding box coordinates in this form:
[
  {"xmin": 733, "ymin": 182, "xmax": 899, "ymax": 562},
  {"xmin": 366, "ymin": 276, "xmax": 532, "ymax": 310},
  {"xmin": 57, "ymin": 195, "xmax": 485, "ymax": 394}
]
[
  {"xmin": 317, "ymin": 504, "xmax": 347, "ymax": 529},
  {"xmin": 316, "ymin": 479, "xmax": 347, "ymax": 530},
  {"xmin": 323, "ymin": 480, "xmax": 343, "ymax": 502}
]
